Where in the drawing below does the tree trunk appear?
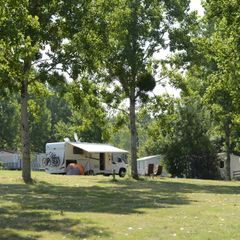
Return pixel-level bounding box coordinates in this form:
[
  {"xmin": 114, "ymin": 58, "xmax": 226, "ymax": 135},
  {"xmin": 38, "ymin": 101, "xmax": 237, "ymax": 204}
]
[
  {"xmin": 21, "ymin": 61, "xmax": 32, "ymax": 183},
  {"xmin": 225, "ymin": 117, "xmax": 231, "ymax": 180},
  {"xmin": 129, "ymin": 91, "xmax": 138, "ymax": 179}
]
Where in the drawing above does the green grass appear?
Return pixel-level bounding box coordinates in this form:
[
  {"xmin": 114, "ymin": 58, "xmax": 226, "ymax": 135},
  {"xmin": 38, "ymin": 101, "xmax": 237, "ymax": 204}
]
[{"xmin": 1, "ymin": 171, "xmax": 240, "ymax": 240}]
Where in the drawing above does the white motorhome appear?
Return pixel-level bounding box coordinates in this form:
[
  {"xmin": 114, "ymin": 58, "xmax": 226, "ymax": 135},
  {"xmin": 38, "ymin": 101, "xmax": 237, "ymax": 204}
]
[{"xmin": 44, "ymin": 141, "xmax": 128, "ymax": 177}]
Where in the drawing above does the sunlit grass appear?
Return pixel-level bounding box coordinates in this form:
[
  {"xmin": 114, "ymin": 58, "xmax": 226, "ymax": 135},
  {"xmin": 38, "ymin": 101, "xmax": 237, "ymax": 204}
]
[{"xmin": 0, "ymin": 170, "xmax": 240, "ymax": 239}]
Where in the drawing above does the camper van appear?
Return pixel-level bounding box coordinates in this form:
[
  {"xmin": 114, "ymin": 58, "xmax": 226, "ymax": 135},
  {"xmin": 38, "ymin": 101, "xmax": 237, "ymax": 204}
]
[{"xmin": 43, "ymin": 141, "xmax": 128, "ymax": 177}]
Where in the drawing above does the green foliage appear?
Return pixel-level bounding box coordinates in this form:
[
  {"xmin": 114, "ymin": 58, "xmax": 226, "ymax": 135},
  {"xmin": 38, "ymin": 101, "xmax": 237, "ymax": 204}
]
[
  {"xmin": 0, "ymin": 96, "xmax": 20, "ymax": 150},
  {"xmin": 163, "ymin": 98, "xmax": 219, "ymax": 179},
  {"xmin": 0, "ymin": 161, "xmax": 4, "ymax": 170},
  {"xmin": 144, "ymin": 95, "xmax": 219, "ymax": 179},
  {"xmin": 28, "ymin": 94, "xmax": 51, "ymax": 152},
  {"xmin": 159, "ymin": 0, "xmax": 240, "ymax": 180},
  {"xmin": 142, "ymin": 94, "xmax": 177, "ymax": 155},
  {"xmin": 64, "ymin": 0, "xmax": 191, "ymax": 178},
  {"xmin": 53, "ymin": 80, "xmax": 110, "ymax": 143},
  {"xmin": 109, "ymin": 124, "xmax": 131, "ymax": 152},
  {"xmin": 137, "ymin": 72, "xmax": 156, "ymax": 94}
]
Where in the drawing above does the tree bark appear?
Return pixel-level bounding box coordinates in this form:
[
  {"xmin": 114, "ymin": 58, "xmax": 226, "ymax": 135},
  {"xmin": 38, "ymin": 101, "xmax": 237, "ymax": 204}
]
[
  {"xmin": 225, "ymin": 117, "xmax": 231, "ymax": 180},
  {"xmin": 129, "ymin": 90, "xmax": 138, "ymax": 179},
  {"xmin": 21, "ymin": 61, "xmax": 32, "ymax": 183}
]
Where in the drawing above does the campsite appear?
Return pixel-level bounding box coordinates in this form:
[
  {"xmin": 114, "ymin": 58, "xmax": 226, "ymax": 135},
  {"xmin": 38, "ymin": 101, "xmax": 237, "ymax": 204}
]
[{"xmin": 1, "ymin": 0, "xmax": 240, "ymax": 239}]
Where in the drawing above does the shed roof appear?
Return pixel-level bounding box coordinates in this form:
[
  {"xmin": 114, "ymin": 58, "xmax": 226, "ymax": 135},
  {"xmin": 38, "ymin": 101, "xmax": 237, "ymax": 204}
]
[{"xmin": 137, "ymin": 155, "xmax": 162, "ymax": 161}]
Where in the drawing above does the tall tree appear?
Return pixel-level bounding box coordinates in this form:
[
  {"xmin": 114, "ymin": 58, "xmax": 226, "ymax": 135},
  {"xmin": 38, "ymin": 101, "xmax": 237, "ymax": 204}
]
[
  {"xmin": 0, "ymin": 0, "xmax": 62, "ymax": 182},
  {"xmin": 66, "ymin": 0, "xmax": 191, "ymax": 179},
  {"xmin": 201, "ymin": 0, "xmax": 240, "ymax": 180},
  {"xmin": 162, "ymin": 0, "xmax": 240, "ymax": 180}
]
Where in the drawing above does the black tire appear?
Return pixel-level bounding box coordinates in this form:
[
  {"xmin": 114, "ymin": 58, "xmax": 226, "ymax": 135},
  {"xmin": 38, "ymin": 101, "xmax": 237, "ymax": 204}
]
[{"xmin": 119, "ymin": 168, "xmax": 126, "ymax": 178}]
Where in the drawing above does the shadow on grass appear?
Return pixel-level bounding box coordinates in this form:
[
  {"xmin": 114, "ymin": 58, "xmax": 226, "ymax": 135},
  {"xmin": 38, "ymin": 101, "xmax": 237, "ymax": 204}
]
[
  {"xmin": 0, "ymin": 181, "xmax": 190, "ymax": 215},
  {"xmin": 0, "ymin": 179, "xmax": 191, "ymax": 239},
  {"xmin": 1, "ymin": 177, "xmax": 239, "ymax": 239},
  {"xmin": 107, "ymin": 177, "xmax": 240, "ymax": 195},
  {"xmin": 0, "ymin": 229, "xmax": 41, "ymax": 240},
  {"xmin": 0, "ymin": 208, "xmax": 110, "ymax": 240},
  {"xmin": 1, "ymin": 178, "xmax": 239, "ymax": 215}
]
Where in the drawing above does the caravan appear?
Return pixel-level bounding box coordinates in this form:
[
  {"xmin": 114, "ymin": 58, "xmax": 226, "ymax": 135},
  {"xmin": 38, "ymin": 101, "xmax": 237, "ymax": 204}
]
[{"xmin": 44, "ymin": 141, "xmax": 128, "ymax": 177}]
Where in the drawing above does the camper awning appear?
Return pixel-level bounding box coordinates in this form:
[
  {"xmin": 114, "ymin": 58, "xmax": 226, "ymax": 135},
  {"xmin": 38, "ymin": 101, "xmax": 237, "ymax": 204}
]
[{"xmin": 69, "ymin": 142, "xmax": 128, "ymax": 153}]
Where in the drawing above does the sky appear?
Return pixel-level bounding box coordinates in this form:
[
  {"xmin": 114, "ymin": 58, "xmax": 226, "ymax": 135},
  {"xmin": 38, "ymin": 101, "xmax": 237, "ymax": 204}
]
[
  {"xmin": 190, "ymin": 0, "xmax": 204, "ymax": 16},
  {"xmin": 153, "ymin": 0, "xmax": 204, "ymax": 97}
]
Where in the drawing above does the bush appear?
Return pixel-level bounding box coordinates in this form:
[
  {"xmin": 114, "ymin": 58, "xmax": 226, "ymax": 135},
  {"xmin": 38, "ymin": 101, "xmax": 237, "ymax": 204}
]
[{"xmin": 0, "ymin": 161, "xmax": 4, "ymax": 170}]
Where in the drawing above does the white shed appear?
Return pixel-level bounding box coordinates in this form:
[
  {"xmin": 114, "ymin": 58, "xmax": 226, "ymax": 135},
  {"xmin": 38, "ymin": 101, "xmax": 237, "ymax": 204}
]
[
  {"xmin": 137, "ymin": 155, "xmax": 167, "ymax": 176},
  {"xmin": 218, "ymin": 153, "xmax": 240, "ymax": 180}
]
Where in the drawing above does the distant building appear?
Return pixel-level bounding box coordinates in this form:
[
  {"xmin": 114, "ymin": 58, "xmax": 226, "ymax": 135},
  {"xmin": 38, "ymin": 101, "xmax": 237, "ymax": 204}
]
[
  {"xmin": 0, "ymin": 150, "xmax": 21, "ymax": 170},
  {"xmin": 137, "ymin": 155, "xmax": 168, "ymax": 176},
  {"xmin": 218, "ymin": 153, "xmax": 240, "ymax": 180}
]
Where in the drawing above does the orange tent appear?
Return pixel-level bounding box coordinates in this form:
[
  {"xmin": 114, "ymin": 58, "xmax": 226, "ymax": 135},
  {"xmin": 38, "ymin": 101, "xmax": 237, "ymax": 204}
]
[{"xmin": 66, "ymin": 163, "xmax": 85, "ymax": 175}]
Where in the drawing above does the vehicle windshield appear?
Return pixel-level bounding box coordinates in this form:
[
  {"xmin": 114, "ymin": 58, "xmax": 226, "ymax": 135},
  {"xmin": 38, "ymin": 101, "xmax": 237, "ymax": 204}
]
[{"xmin": 112, "ymin": 153, "xmax": 128, "ymax": 164}]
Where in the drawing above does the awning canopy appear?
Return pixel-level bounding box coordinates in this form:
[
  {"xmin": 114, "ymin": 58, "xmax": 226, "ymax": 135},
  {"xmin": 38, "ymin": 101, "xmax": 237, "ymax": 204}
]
[{"xmin": 69, "ymin": 142, "xmax": 128, "ymax": 153}]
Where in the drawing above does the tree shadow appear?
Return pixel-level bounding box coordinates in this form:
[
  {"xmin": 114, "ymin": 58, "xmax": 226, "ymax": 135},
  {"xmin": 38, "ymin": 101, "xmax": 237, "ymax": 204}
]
[
  {"xmin": 0, "ymin": 179, "xmax": 192, "ymax": 239},
  {"xmin": 0, "ymin": 229, "xmax": 40, "ymax": 240},
  {"xmin": 0, "ymin": 181, "xmax": 190, "ymax": 216},
  {"xmin": 106, "ymin": 177, "xmax": 240, "ymax": 195},
  {"xmin": 1, "ymin": 177, "xmax": 238, "ymax": 239},
  {"xmin": 0, "ymin": 206, "xmax": 111, "ymax": 240}
]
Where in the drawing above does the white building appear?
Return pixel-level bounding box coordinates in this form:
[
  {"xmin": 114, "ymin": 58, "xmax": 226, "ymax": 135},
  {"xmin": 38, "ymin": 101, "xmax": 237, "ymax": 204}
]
[
  {"xmin": 0, "ymin": 150, "xmax": 21, "ymax": 169},
  {"xmin": 137, "ymin": 155, "xmax": 168, "ymax": 176},
  {"xmin": 218, "ymin": 153, "xmax": 240, "ymax": 180}
]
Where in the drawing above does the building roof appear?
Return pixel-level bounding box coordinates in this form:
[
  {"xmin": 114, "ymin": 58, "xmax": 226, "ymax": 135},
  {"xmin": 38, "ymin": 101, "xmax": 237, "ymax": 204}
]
[
  {"xmin": 69, "ymin": 142, "xmax": 128, "ymax": 153},
  {"xmin": 137, "ymin": 155, "xmax": 162, "ymax": 161}
]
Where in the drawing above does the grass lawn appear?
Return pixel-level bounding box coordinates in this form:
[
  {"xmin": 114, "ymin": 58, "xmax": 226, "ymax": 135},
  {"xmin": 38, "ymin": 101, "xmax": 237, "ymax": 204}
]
[{"xmin": 0, "ymin": 171, "xmax": 240, "ymax": 240}]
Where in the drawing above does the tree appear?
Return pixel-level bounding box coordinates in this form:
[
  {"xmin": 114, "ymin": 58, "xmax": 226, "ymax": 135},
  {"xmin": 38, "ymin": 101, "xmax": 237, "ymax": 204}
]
[
  {"xmin": 161, "ymin": 0, "xmax": 240, "ymax": 180},
  {"xmin": 164, "ymin": 98, "xmax": 219, "ymax": 179},
  {"xmin": 0, "ymin": 0, "xmax": 63, "ymax": 182},
  {"xmin": 66, "ymin": 0, "xmax": 191, "ymax": 179},
  {"xmin": 201, "ymin": 0, "xmax": 240, "ymax": 180}
]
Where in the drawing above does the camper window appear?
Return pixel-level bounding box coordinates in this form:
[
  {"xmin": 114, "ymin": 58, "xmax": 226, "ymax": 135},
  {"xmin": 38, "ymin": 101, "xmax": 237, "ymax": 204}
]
[
  {"xmin": 220, "ymin": 160, "xmax": 224, "ymax": 168},
  {"xmin": 73, "ymin": 146, "xmax": 84, "ymax": 155}
]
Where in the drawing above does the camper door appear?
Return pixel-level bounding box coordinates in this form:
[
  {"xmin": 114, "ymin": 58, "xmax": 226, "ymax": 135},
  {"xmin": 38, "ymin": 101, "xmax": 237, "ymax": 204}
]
[{"xmin": 104, "ymin": 153, "xmax": 112, "ymax": 172}]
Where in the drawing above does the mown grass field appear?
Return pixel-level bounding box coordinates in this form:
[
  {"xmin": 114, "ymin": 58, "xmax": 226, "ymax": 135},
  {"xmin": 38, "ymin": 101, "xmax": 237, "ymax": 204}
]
[{"xmin": 0, "ymin": 171, "xmax": 240, "ymax": 240}]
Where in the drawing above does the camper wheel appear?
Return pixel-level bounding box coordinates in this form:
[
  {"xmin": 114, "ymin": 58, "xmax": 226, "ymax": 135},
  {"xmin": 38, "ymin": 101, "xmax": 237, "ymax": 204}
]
[{"xmin": 119, "ymin": 168, "xmax": 126, "ymax": 178}]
